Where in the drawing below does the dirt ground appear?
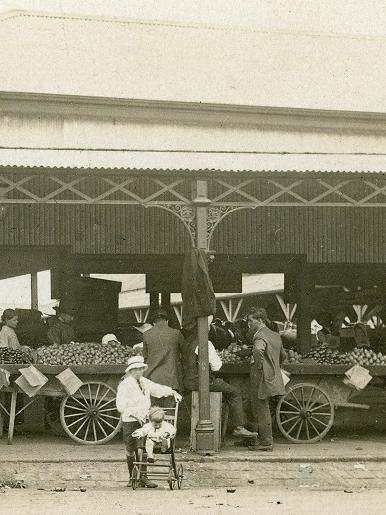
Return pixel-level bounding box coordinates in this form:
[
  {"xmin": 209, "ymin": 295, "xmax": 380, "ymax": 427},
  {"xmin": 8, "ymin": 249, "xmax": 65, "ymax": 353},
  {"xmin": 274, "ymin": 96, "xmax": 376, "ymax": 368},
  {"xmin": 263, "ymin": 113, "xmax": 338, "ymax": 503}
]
[{"xmin": 0, "ymin": 486, "xmax": 385, "ymax": 515}]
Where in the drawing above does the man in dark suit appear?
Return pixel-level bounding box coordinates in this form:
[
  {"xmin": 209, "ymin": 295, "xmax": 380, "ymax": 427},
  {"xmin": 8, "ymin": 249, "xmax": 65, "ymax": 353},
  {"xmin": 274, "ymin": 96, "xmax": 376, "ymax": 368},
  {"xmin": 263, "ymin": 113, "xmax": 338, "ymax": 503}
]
[
  {"xmin": 143, "ymin": 308, "xmax": 184, "ymax": 398},
  {"xmin": 247, "ymin": 307, "xmax": 287, "ymax": 452}
]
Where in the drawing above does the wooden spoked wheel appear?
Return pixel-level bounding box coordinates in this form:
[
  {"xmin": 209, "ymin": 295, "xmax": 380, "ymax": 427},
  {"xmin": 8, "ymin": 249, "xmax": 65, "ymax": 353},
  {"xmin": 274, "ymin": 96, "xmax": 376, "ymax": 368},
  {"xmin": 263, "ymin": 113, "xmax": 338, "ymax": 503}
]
[
  {"xmin": 276, "ymin": 383, "xmax": 334, "ymax": 443},
  {"xmin": 168, "ymin": 467, "xmax": 175, "ymax": 490},
  {"xmin": 177, "ymin": 464, "xmax": 184, "ymax": 489},
  {"xmin": 131, "ymin": 465, "xmax": 139, "ymax": 490},
  {"xmin": 60, "ymin": 381, "xmax": 122, "ymax": 445}
]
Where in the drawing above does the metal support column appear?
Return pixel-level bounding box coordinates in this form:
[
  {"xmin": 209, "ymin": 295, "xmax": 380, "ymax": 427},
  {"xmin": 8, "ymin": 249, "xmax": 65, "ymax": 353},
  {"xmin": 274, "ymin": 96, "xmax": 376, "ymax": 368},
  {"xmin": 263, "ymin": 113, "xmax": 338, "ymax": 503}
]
[
  {"xmin": 193, "ymin": 180, "xmax": 215, "ymax": 452},
  {"xmin": 161, "ymin": 292, "xmax": 171, "ymax": 311},
  {"xmin": 149, "ymin": 292, "xmax": 159, "ymax": 318},
  {"xmin": 297, "ymin": 265, "xmax": 312, "ymax": 355},
  {"xmin": 31, "ymin": 272, "xmax": 39, "ymax": 311}
]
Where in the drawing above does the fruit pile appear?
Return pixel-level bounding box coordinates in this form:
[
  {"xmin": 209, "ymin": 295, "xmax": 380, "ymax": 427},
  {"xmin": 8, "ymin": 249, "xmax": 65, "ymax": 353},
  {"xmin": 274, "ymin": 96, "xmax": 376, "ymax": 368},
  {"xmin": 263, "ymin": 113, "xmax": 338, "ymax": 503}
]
[
  {"xmin": 283, "ymin": 349, "xmax": 303, "ymax": 364},
  {"xmin": 304, "ymin": 344, "xmax": 353, "ymax": 365},
  {"xmin": 218, "ymin": 344, "xmax": 251, "ymax": 365},
  {"xmin": 35, "ymin": 341, "xmax": 141, "ymax": 366},
  {"xmin": 349, "ymin": 347, "xmax": 386, "ymax": 367},
  {"xmin": 0, "ymin": 348, "xmax": 29, "ymax": 364}
]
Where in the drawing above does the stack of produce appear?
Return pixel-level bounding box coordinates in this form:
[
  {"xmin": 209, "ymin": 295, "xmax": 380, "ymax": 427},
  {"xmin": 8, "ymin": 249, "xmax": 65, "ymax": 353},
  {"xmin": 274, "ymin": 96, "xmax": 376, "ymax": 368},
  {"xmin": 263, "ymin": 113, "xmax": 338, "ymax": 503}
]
[
  {"xmin": 36, "ymin": 341, "xmax": 141, "ymax": 366},
  {"xmin": 349, "ymin": 347, "xmax": 386, "ymax": 367},
  {"xmin": 0, "ymin": 348, "xmax": 29, "ymax": 364},
  {"xmin": 218, "ymin": 344, "xmax": 251, "ymax": 365},
  {"xmin": 283, "ymin": 349, "xmax": 303, "ymax": 364},
  {"xmin": 304, "ymin": 344, "xmax": 353, "ymax": 365}
]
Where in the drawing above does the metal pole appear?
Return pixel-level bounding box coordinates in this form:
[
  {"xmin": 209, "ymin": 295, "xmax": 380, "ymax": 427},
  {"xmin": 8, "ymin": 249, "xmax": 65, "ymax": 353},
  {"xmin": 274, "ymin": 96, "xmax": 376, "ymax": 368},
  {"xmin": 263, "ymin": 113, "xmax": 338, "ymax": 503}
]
[
  {"xmin": 297, "ymin": 264, "xmax": 312, "ymax": 355},
  {"xmin": 31, "ymin": 272, "xmax": 39, "ymax": 311},
  {"xmin": 193, "ymin": 180, "xmax": 215, "ymax": 452},
  {"xmin": 149, "ymin": 292, "xmax": 159, "ymax": 314}
]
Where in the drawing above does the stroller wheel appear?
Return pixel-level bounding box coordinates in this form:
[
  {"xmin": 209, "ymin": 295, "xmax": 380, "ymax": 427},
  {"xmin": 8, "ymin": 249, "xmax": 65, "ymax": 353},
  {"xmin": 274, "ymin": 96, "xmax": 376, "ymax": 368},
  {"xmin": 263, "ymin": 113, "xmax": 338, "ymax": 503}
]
[
  {"xmin": 168, "ymin": 468, "xmax": 175, "ymax": 490},
  {"xmin": 131, "ymin": 465, "xmax": 139, "ymax": 490},
  {"xmin": 177, "ymin": 464, "xmax": 184, "ymax": 489}
]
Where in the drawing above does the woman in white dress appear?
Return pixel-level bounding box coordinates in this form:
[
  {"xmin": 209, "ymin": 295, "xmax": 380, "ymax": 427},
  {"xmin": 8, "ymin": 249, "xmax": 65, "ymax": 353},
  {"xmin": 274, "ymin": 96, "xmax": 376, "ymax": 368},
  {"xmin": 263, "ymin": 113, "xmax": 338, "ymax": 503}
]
[{"xmin": 0, "ymin": 309, "xmax": 21, "ymax": 350}]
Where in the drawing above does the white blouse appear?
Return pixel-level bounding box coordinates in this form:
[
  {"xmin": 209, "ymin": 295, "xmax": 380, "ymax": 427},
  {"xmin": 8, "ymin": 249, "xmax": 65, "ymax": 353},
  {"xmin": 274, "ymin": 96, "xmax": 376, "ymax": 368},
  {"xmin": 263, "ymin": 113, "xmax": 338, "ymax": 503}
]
[
  {"xmin": 0, "ymin": 325, "xmax": 20, "ymax": 350},
  {"xmin": 116, "ymin": 375, "xmax": 174, "ymax": 423}
]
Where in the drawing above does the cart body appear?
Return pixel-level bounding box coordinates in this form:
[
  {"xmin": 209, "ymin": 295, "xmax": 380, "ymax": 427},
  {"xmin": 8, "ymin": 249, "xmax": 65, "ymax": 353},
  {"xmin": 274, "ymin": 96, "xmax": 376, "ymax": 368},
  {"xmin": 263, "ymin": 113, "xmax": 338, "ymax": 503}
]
[{"xmin": 0, "ymin": 364, "xmax": 127, "ymax": 445}]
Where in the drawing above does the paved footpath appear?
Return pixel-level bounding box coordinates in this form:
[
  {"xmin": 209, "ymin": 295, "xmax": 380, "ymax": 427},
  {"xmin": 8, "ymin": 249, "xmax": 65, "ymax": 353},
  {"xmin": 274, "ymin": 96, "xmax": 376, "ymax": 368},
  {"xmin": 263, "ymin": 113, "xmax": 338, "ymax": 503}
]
[
  {"xmin": 2, "ymin": 433, "xmax": 386, "ymax": 490},
  {"xmin": 1, "ymin": 487, "xmax": 386, "ymax": 515}
]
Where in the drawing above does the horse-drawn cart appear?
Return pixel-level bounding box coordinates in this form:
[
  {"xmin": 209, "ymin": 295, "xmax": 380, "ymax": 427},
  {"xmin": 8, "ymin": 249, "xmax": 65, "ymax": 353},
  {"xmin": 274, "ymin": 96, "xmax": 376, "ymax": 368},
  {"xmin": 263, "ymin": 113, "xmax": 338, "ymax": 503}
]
[
  {"xmin": 220, "ymin": 364, "xmax": 386, "ymax": 443},
  {"xmin": 0, "ymin": 364, "xmax": 127, "ymax": 445}
]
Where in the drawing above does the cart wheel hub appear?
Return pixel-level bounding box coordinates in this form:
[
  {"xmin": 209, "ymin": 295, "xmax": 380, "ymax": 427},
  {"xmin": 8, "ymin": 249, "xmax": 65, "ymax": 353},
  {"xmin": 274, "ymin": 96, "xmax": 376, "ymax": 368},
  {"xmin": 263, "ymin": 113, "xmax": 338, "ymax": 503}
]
[{"xmin": 87, "ymin": 409, "xmax": 99, "ymax": 418}]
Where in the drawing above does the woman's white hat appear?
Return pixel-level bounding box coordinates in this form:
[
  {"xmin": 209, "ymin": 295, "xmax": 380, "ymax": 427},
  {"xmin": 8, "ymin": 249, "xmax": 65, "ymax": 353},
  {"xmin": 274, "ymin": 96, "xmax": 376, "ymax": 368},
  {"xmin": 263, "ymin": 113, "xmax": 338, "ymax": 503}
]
[
  {"xmin": 134, "ymin": 323, "xmax": 153, "ymax": 334},
  {"xmin": 125, "ymin": 355, "xmax": 148, "ymax": 373},
  {"xmin": 101, "ymin": 333, "xmax": 119, "ymax": 345}
]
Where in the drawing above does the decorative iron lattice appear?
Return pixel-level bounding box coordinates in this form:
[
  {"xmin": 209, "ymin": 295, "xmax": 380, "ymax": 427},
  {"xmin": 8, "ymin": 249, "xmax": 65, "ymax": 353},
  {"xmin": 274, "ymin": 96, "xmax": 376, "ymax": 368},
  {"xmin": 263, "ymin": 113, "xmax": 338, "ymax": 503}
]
[
  {"xmin": 0, "ymin": 172, "xmax": 385, "ymax": 244},
  {"xmin": 210, "ymin": 177, "xmax": 386, "ymax": 208}
]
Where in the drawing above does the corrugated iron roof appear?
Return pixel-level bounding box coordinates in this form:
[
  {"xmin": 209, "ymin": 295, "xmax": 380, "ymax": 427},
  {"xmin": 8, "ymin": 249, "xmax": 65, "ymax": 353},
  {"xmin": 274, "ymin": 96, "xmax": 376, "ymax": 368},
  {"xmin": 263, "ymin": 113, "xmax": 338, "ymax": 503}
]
[
  {"xmin": 2, "ymin": 10, "xmax": 386, "ymax": 112},
  {"xmin": 0, "ymin": 149, "xmax": 385, "ymax": 174}
]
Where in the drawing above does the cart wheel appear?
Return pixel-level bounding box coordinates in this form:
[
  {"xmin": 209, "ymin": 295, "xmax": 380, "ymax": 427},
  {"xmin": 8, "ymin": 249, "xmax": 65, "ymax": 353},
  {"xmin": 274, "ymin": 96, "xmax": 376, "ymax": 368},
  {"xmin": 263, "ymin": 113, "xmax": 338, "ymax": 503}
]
[
  {"xmin": 276, "ymin": 382, "xmax": 334, "ymax": 443},
  {"xmin": 131, "ymin": 465, "xmax": 139, "ymax": 490},
  {"xmin": 60, "ymin": 381, "xmax": 122, "ymax": 445},
  {"xmin": 168, "ymin": 468, "xmax": 175, "ymax": 490},
  {"xmin": 177, "ymin": 464, "xmax": 184, "ymax": 489}
]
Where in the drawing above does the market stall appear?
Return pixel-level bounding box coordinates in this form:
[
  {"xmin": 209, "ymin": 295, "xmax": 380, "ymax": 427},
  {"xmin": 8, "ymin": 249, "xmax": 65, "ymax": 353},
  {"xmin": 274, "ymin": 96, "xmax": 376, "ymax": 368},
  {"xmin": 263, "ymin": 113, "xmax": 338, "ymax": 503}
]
[
  {"xmin": 0, "ymin": 342, "xmax": 140, "ymax": 445},
  {"xmin": 218, "ymin": 339, "xmax": 386, "ymax": 444}
]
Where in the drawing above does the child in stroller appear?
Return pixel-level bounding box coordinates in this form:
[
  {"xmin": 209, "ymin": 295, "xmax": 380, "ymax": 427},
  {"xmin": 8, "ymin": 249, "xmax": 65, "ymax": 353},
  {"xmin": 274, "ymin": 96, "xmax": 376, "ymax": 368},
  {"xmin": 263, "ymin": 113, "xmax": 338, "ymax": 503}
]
[{"xmin": 132, "ymin": 406, "xmax": 176, "ymax": 463}]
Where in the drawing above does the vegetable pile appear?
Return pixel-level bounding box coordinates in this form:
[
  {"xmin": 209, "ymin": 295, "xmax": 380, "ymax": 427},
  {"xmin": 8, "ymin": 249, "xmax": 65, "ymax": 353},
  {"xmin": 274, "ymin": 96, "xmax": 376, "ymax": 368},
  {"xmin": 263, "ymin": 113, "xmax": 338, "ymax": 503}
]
[
  {"xmin": 36, "ymin": 341, "xmax": 141, "ymax": 366},
  {"xmin": 218, "ymin": 345, "xmax": 250, "ymax": 365},
  {"xmin": 0, "ymin": 348, "xmax": 29, "ymax": 364},
  {"xmin": 304, "ymin": 344, "xmax": 353, "ymax": 365},
  {"xmin": 283, "ymin": 349, "xmax": 303, "ymax": 364},
  {"xmin": 219, "ymin": 342, "xmax": 386, "ymax": 368}
]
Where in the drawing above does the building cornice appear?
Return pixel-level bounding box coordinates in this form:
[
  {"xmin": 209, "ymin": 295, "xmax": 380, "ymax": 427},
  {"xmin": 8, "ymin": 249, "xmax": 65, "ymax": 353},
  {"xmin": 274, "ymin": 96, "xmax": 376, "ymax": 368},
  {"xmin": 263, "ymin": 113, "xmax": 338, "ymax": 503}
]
[{"xmin": 2, "ymin": 91, "xmax": 386, "ymax": 133}]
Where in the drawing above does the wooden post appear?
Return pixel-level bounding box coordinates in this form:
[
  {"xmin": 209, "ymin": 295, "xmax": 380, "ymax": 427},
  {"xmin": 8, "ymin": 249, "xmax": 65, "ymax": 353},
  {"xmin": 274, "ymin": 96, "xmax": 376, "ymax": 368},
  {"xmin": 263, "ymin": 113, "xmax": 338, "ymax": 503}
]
[
  {"xmin": 31, "ymin": 272, "xmax": 39, "ymax": 311},
  {"xmin": 149, "ymin": 292, "xmax": 159, "ymax": 317},
  {"xmin": 193, "ymin": 180, "xmax": 214, "ymax": 452},
  {"xmin": 161, "ymin": 292, "xmax": 171, "ymax": 310},
  {"xmin": 297, "ymin": 265, "xmax": 312, "ymax": 355}
]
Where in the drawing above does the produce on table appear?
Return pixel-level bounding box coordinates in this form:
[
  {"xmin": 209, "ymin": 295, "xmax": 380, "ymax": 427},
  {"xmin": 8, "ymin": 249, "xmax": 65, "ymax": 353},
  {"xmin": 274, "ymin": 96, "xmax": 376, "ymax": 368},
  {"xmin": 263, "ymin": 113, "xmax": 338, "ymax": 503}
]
[
  {"xmin": 218, "ymin": 344, "xmax": 251, "ymax": 365},
  {"xmin": 219, "ymin": 345, "xmax": 304, "ymax": 365},
  {"xmin": 349, "ymin": 347, "xmax": 386, "ymax": 367},
  {"xmin": 0, "ymin": 348, "xmax": 29, "ymax": 364},
  {"xmin": 36, "ymin": 341, "xmax": 142, "ymax": 366},
  {"xmin": 304, "ymin": 344, "xmax": 386, "ymax": 367},
  {"xmin": 304, "ymin": 343, "xmax": 353, "ymax": 365},
  {"xmin": 283, "ymin": 349, "xmax": 303, "ymax": 364}
]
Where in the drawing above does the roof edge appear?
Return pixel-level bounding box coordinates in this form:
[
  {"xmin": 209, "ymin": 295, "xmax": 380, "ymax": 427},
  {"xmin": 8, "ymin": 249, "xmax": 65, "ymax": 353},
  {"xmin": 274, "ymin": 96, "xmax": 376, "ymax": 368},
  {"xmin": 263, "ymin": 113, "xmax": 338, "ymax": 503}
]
[{"xmin": 2, "ymin": 91, "xmax": 386, "ymax": 133}]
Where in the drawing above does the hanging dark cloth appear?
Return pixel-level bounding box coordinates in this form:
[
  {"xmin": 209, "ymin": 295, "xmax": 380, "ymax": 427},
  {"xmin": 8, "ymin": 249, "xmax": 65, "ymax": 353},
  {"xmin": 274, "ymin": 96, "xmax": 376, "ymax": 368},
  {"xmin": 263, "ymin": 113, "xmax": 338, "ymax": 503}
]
[{"xmin": 181, "ymin": 248, "xmax": 216, "ymax": 330}]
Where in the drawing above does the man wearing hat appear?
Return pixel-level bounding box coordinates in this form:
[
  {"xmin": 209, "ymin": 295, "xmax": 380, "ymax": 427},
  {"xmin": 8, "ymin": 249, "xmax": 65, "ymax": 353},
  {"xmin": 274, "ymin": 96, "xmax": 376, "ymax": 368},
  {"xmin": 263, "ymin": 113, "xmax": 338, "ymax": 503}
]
[
  {"xmin": 47, "ymin": 299, "xmax": 76, "ymax": 346},
  {"xmin": 247, "ymin": 307, "xmax": 287, "ymax": 452},
  {"xmin": 116, "ymin": 355, "xmax": 181, "ymax": 488},
  {"xmin": 143, "ymin": 308, "xmax": 184, "ymax": 395}
]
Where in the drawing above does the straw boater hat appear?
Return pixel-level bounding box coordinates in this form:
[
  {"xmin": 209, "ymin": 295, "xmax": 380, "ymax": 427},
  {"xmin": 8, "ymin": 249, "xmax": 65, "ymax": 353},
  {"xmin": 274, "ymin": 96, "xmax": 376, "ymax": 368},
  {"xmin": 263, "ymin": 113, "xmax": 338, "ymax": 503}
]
[{"xmin": 125, "ymin": 355, "xmax": 148, "ymax": 373}]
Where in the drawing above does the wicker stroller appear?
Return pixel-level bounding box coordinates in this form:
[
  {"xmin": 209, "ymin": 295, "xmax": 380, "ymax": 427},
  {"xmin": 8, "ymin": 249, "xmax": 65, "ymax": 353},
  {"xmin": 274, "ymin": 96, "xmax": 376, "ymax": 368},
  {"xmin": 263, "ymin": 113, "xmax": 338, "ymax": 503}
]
[{"xmin": 132, "ymin": 401, "xmax": 184, "ymax": 490}]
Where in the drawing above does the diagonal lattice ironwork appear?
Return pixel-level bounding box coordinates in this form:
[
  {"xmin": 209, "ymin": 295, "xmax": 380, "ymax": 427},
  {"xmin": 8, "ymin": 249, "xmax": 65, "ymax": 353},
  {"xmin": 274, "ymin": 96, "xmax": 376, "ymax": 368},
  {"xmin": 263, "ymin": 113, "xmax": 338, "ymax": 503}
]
[{"xmin": 210, "ymin": 177, "xmax": 386, "ymax": 207}]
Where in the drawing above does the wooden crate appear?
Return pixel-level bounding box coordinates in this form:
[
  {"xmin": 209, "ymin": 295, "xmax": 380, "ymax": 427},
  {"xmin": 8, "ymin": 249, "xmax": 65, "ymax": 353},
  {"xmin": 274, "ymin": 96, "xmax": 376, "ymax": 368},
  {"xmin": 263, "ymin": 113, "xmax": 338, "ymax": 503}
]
[{"xmin": 190, "ymin": 391, "xmax": 222, "ymax": 452}]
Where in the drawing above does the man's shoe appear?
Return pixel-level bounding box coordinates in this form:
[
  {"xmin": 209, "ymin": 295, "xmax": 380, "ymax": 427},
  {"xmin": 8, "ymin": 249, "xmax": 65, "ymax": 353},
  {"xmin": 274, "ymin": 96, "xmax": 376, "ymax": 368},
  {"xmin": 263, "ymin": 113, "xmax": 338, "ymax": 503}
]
[
  {"xmin": 139, "ymin": 477, "xmax": 158, "ymax": 488},
  {"xmin": 147, "ymin": 457, "xmax": 155, "ymax": 464},
  {"xmin": 232, "ymin": 427, "xmax": 258, "ymax": 438},
  {"xmin": 248, "ymin": 445, "xmax": 273, "ymax": 452}
]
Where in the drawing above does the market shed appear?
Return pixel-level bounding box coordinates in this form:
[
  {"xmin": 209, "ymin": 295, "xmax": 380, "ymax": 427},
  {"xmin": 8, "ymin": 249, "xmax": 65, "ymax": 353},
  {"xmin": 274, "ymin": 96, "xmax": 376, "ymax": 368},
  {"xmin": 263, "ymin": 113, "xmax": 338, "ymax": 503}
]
[{"xmin": 0, "ymin": 10, "xmax": 385, "ymax": 450}]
